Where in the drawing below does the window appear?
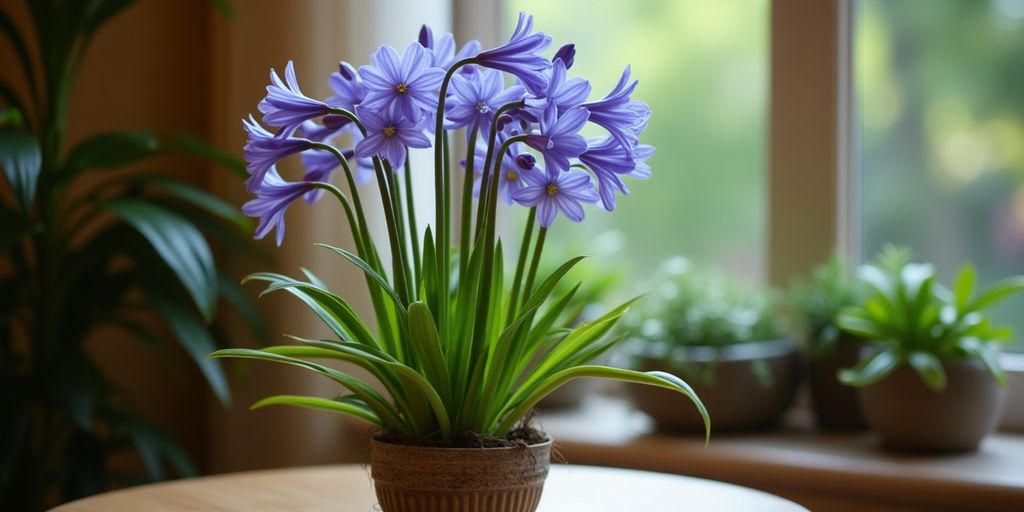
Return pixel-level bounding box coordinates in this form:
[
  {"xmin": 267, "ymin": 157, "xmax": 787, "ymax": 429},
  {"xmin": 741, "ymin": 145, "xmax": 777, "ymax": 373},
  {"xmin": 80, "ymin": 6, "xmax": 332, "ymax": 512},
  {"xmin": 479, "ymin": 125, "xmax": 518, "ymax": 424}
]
[
  {"xmin": 856, "ymin": 0, "xmax": 1024, "ymax": 349},
  {"xmin": 503, "ymin": 0, "xmax": 769, "ymax": 282}
]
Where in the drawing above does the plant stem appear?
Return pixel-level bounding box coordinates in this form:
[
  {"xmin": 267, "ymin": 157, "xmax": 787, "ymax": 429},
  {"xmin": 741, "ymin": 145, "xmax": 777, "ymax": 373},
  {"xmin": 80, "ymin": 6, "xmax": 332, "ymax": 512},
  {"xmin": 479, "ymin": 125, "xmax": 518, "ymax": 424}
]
[
  {"xmin": 459, "ymin": 123, "xmax": 480, "ymax": 279},
  {"xmin": 473, "ymin": 101, "xmax": 524, "ymax": 244},
  {"xmin": 506, "ymin": 208, "xmax": 536, "ymax": 322},
  {"xmin": 403, "ymin": 158, "xmax": 420, "ymax": 297},
  {"xmin": 385, "ymin": 160, "xmax": 414, "ymax": 303},
  {"xmin": 521, "ymin": 226, "xmax": 549, "ymax": 306},
  {"xmin": 373, "ymin": 158, "xmax": 411, "ymax": 307}
]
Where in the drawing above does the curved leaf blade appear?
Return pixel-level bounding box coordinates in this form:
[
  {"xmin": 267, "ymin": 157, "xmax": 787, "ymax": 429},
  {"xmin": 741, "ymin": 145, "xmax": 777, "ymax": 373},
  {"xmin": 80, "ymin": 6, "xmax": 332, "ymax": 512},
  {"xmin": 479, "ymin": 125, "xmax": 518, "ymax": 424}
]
[
  {"xmin": 0, "ymin": 129, "xmax": 41, "ymax": 211},
  {"xmin": 251, "ymin": 394, "xmax": 382, "ymax": 426}
]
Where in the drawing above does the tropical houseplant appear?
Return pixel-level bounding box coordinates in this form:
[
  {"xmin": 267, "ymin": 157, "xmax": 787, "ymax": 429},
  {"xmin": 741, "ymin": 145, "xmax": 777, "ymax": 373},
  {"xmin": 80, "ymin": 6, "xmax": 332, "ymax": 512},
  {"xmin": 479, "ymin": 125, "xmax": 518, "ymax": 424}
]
[
  {"xmin": 0, "ymin": 0, "xmax": 260, "ymax": 509},
  {"xmin": 623, "ymin": 257, "xmax": 797, "ymax": 432},
  {"xmin": 789, "ymin": 256, "xmax": 867, "ymax": 430},
  {"xmin": 837, "ymin": 245, "xmax": 1023, "ymax": 452},
  {"xmin": 209, "ymin": 15, "xmax": 707, "ymax": 511}
]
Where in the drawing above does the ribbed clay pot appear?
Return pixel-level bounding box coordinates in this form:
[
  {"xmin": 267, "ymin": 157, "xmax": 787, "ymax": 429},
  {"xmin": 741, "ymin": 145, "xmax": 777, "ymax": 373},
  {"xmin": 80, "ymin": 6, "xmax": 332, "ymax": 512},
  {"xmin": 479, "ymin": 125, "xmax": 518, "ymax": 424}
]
[
  {"xmin": 370, "ymin": 436, "xmax": 552, "ymax": 512},
  {"xmin": 630, "ymin": 339, "xmax": 800, "ymax": 432},
  {"xmin": 858, "ymin": 359, "xmax": 1007, "ymax": 453},
  {"xmin": 808, "ymin": 335, "xmax": 867, "ymax": 430}
]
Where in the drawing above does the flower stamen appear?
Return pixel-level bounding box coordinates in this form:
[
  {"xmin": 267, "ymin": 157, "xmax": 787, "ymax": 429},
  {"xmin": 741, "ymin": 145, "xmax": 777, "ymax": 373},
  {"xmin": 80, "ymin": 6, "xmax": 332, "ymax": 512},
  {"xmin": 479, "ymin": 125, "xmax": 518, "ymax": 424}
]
[
  {"xmin": 506, "ymin": 170, "xmax": 518, "ymax": 181},
  {"xmin": 546, "ymin": 184, "xmax": 558, "ymax": 196},
  {"xmin": 383, "ymin": 126, "xmax": 397, "ymax": 137},
  {"xmin": 395, "ymin": 83, "xmax": 408, "ymax": 93}
]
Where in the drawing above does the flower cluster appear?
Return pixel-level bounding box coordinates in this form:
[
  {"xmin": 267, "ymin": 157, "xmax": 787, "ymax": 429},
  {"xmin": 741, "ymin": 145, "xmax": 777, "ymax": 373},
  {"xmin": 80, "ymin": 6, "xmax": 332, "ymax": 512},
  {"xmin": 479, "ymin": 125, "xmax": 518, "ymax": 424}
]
[{"xmin": 241, "ymin": 12, "xmax": 654, "ymax": 244}]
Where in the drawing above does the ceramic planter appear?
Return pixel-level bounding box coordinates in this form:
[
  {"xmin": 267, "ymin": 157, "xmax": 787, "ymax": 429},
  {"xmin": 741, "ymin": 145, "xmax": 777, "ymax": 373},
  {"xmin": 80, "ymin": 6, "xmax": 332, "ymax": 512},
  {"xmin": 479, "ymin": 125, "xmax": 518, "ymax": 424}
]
[
  {"xmin": 808, "ymin": 334, "xmax": 867, "ymax": 430},
  {"xmin": 370, "ymin": 436, "xmax": 552, "ymax": 512},
  {"xmin": 858, "ymin": 359, "xmax": 1007, "ymax": 452},
  {"xmin": 630, "ymin": 338, "xmax": 800, "ymax": 432}
]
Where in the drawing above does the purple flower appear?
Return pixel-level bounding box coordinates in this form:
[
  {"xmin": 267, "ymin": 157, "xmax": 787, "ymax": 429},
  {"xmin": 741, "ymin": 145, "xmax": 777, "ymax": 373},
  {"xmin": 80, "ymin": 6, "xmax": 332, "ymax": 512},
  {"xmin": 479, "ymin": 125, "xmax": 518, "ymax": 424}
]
[
  {"xmin": 354, "ymin": 106, "xmax": 431, "ymax": 169},
  {"xmin": 579, "ymin": 137, "xmax": 637, "ymax": 211},
  {"xmin": 631, "ymin": 143, "xmax": 654, "ymax": 179},
  {"xmin": 327, "ymin": 61, "xmax": 367, "ymax": 111},
  {"xmin": 522, "ymin": 105, "xmax": 589, "ymax": 173},
  {"xmin": 420, "ymin": 25, "xmax": 482, "ymax": 70},
  {"xmin": 553, "ymin": 44, "xmax": 576, "ymax": 69},
  {"xmin": 468, "ymin": 134, "xmax": 538, "ymax": 205},
  {"xmin": 360, "ymin": 43, "xmax": 445, "ymax": 122},
  {"xmin": 581, "ymin": 65, "xmax": 647, "ymax": 153},
  {"xmin": 300, "ymin": 145, "xmax": 374, "ymax": 203},
  {"xmin": 445, "ymin": 68, "xmax": 525, "ymax": 132},
  {"xmin": 243, "ymin": 115, "xmax": 313, "ymax": 192},
  {"xmin": 242, "ymin": 166, "xmax": 315, "ymax": 246},
  {"xmin": 258, "ymin": 61, "xmax": 330, "ymax": 138},
  {"xmin": 524, "ymin": 57, "xmax": 590, "ymax": 117},
  {"xmin": 476, "ymin": 12, "xmax": 552, "ymax": 95},
  {"xmin": 512, "ymin": 168, "xmax": 598, "ymax": 227}
]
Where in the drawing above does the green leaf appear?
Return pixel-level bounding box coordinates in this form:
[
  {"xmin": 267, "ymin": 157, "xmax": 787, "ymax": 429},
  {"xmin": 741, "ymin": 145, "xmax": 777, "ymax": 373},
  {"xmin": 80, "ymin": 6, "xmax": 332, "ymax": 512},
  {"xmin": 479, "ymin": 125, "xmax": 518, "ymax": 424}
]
[
  {"xmin": 82, "ymin": 0, "xmax": 138, "ymax": 35},
  {"xmin": 953, "ymin": 263, "xmax": 976, "ymax": 313},
  {"xmin": 144, "ymin": 285, "xmax": 231, "ymax": 406},
  {"xmin": 836, "ymin": 309, "xmax": 888, "ymax": 340},
  {"xmin": 0, "ymin": 8, "xmax": 38, "ymax": 108},
  {"xmin": 217, "ymin": 274, "xmax": 268, "ymax": 343},
  {"xmin": 316, "ymin": 243, "xmax": 403, "ymax": 311},
  {"xmin": 907, "ymin": 351, "xmax": 946, "ymax": 391},
  {"xmin": 967, "ymin": 276, "xmax": 1024, "ymax": 313},
  {"xmin": 251, "ymin": 395, "xmax": 382, "ymax": 426},
  {"xmin": 65, "ymin": 131, "xmax": 158, "ymax": 171},
  {"xmin": 116, "ymin": 415, "xmax": 197, "ymax": 481},
  {"xmin": 162, "ymin": 132, "xmax": 245, "ymax": 177},
  {"xmin": 838, "ymin": 349, "xmax": 902, "ymax": 387},
  {"xmin": 407, "ymin": 302, "xmax": 450, "ymax": 401},
  {"xmin": 0, "ymin": 129, "xmax": 41, "ymax": 211},
  {"xmin": 137, "ymin": 175, "xmax": 250, "ymax": 230},
  {"xmin": 105, "ymin": 198, "xmax": 218, "ymax": 320},
  {"xmin": 954, "ymin": 337, "xmax": 1006, "ymax": 386},
  {"xmin": 208, "ymin": 0, "xmax": 236, "ymax": 21},
  {"xmin": 250, "ymin": 273, "xmax": 376, "ymax": 347}
]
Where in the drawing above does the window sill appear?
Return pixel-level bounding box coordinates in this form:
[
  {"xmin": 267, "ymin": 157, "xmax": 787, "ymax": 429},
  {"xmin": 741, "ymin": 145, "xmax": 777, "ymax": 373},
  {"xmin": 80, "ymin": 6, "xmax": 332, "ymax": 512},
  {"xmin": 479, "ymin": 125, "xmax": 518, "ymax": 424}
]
[{"xmin": 539, "ymin": 395, "xmax": 1024, "ymax": 512}]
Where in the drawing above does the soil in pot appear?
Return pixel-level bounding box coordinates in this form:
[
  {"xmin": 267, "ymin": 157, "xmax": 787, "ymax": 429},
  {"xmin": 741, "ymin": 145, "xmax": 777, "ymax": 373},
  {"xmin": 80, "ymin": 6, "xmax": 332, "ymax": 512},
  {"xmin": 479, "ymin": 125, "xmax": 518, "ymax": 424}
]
[
  {"xmin": 859, "ymin": 359, "xmax": 1007, "ymax": 453},
  {"xmin": 370, "ymin": 429, "xmax": 552, "ymax": 512},
  {"xmin": 630, "ymin": 339, "xmax": 800, "ymax": 432},
  {"xmin": 808, "ymin": 334, "xmax": 867, "ymax": 430}
]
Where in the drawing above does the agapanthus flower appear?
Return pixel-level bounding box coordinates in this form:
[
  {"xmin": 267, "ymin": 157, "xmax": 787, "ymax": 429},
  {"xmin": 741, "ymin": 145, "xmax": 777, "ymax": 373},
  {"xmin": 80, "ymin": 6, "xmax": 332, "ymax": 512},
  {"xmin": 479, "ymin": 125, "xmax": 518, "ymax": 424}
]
[
  {"xmin": 420, "ymin": 25, "xmax": 481, "ymax": 71},
  {"xmin": 242, "ymin": 166, "xmax": 315, "ymax": 246},
  {"xmin": 243, "ymin": 115, "xmax": 313, "ymax": 191},
  {"xmin": 579, "ymin": 136, "xmax": 638, "ymax": 211},
  {"xmin": 328, "ymin": 62, "xmax": 367, "ymax": 111},
  {"xmin": 476, "ymin": 12, "xmax": 552, "ymax": 95},
  {"xmin": 360, "ymin": 43, "xmax": 445, "ymax": 122},
  {"xmin": 524, "ymin": 57, "xmax": 590, "ymax": 117},
  {"xmin": 466, "ymin": 134, "xmax": 537, "ymax": 204},
  {"xmin": 512, "ymin": 168, "xmax": 598, "ymax": 227},
  {"xmin": 445, "ymin": 68, "xmax": 525, "ymax": 132},
  {"xmin": 581, "ymin": 65, "xmax": 648, "ymax": 153},
  {"xmin": 552, "ymin": 43, "xmax": 576, "ymax": 69},
  {"xmin": 258, "ymin": 61, "xmax": 330, "ymax": 137},
  {"xmin": 631, "ymin": 143, "xmax": 654, "ymax": 180},
  {"xmin": 354, "ymin": 106, "xmax": 431, "ymax": 169},
  {"xmin": 522, "ymin": 104, "xmax": 589, "ymax": 173}
]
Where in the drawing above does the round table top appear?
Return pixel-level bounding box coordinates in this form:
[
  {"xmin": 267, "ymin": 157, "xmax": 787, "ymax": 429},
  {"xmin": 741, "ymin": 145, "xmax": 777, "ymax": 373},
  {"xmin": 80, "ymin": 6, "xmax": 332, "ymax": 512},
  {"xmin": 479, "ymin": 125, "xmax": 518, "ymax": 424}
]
[{"xmin": 52, "ymin": 464, "xmax": 808, "ymax": 511}]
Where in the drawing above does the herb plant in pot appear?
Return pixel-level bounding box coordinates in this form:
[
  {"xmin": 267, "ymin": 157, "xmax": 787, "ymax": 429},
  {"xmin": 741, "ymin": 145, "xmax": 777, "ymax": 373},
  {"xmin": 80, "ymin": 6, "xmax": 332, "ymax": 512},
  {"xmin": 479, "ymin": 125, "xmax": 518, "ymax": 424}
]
[
  {"xmin": 789, "ymin": 256, "xmax": 868, "ymax": 430},
  {"xmin": 209, "ymin": 15, "xmax": 707, "ymax": 512},
  {"xmin": 625, "ymin": 258, "xmax": 797, "ymax": 432},
  {"xmin": 837, "ymin": 247, "xmax": 1022, "ymax": 452}
]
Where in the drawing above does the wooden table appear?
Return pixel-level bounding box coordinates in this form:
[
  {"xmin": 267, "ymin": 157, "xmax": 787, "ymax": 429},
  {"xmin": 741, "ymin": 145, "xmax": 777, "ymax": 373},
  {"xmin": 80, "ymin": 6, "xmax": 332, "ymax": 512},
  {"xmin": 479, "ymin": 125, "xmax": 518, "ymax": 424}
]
[{"xmin": 52, "ymin": 464, "xmax": 808, "ymax": 511}]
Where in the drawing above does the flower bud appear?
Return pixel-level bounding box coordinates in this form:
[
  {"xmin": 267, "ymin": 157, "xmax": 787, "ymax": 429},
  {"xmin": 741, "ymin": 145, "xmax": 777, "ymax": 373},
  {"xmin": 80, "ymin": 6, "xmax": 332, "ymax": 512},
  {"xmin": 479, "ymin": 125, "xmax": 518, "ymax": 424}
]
[
  {"xmin": 419, "ymin": 25, "xmax": 434, "ymax": 49},
  {"xmin": 553, "ymin": 44, "xmax": 576, "ymax": 69},
  {"xmin": 496, "ymin": 113, "xmax": 513, "ymax": 131},
  {"xmin": 338, "ymin": 61, "xmax": 355, "ymax": 81},
  {"xmin": 515, "ymin": 153, "xmax": 536, "ymax": 170}
]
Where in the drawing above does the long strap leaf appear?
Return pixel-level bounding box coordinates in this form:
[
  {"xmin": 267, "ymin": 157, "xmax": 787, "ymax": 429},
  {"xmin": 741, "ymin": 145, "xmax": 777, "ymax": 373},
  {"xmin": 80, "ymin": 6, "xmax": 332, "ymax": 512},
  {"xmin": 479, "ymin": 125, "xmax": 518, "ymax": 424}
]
[{"xmin": 251, "ymin": 394, "xmax": 382, "ymax": 427}]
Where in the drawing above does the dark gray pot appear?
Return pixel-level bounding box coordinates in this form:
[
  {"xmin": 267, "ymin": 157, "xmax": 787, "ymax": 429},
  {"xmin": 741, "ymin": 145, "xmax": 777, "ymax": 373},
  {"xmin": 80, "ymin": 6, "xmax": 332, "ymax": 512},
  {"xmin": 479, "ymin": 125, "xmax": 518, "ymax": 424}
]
[
  {"xmin": 630, "ymin": 339, "xmax": 800, "ymax": 432},
  {"xmin": 858, "ymin": 359, "xmax": 1007, "ymax": 453},
  {"xmin": 808, "ymin": 335, "xmax": 867, "ymax": 430}
]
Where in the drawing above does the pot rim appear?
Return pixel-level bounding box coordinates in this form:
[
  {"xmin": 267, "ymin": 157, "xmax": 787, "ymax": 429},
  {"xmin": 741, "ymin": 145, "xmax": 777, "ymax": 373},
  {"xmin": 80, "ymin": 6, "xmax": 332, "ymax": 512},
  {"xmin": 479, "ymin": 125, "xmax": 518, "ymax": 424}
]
[
  {"xmin": 643, "ymin": 337, "xmax": 797, "ymax": 363},
  {"xmin": 371, "ymin": 434, "xmax": 553, "ymax": 453}
]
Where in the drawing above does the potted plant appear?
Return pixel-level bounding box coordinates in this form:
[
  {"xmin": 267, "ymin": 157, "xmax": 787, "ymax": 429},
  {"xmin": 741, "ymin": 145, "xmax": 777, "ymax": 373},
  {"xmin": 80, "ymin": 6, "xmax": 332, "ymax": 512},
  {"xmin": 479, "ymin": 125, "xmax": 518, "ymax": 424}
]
[
  {"xmin": 0, "ymin": 0, "xmax": 261, "ymax": 509},
  {"xmin": 624, "ymin": 258, "xmax": 798, "ymax": 432},
  {"xmin": 837, "ymin": 245, "xmax": 1023, "ymax": 452},
  {"xmin": 209, "ymin": 15, "xmax": 707, "ymax": 512},
  {"xmin": 789, "ymin": 256, "xmax": 867, "ymax": 430}
]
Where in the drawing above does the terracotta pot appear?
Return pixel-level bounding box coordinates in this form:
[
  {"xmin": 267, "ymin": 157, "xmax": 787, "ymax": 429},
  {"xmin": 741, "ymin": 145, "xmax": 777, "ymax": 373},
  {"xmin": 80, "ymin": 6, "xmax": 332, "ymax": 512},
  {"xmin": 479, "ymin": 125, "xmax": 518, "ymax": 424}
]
[
  {"xmin": 370, "ymin": 436, "xmax": 552, "ymax": 512},
  {"xmin": 630, "ymin": 339, "xmax": 800, "ymax": 432},
  {"xmin": 808, "ymin": 335, "xmax": 867, "ymax": 430},
  {"xmin": 858, "ymin": 359, "xmax": 1007, "ymax": 453}
]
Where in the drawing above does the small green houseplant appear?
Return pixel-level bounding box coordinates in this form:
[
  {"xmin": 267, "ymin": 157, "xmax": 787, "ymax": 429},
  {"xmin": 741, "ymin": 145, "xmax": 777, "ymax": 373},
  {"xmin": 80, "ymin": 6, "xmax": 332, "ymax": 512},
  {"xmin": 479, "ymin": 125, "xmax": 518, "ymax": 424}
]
[
  {"xmin": 210, "ymin": 15, "xmax": 707, "ymax": 511},
  {"xmin": 0, "ymin": 0, "xmax": 258, "ymax": 509},
  {"xmin": 837, "ymin": 245, "xmax": 1023, "ymax": 451},
  {"xmin": 789, "ymin": 256, "xmax": 867, "ymax": 430},
  {"xmin": 624, "ymin": 258, "xmax": 797, "ymax": 432}
]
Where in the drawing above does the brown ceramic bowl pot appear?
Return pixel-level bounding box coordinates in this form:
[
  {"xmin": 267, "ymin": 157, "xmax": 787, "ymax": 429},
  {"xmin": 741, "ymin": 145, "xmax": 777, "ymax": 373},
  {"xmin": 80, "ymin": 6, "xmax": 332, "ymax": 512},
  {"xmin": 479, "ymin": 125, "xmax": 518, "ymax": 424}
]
[
  {"xmin": 630, "ymin": 338, "xmax": 800, "ymax": 432},
  {"xmin": 808, "ymin": 334, "xmax": 868, "ymax": 430},
  {"xmin": 857, "ymin": 358, "xmax": 1007, "ymax": 453},
  {"xmin": 370, "ymin": 436, "xmax": 552, "ymax": 512}
]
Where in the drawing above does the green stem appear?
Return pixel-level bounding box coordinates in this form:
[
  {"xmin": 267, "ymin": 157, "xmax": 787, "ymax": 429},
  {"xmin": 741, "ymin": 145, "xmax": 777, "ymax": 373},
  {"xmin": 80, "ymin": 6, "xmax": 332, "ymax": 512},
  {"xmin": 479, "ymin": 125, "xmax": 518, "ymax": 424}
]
[
  {"xmin": 521, "ymin": 226, "xmax": 548, "ymax": 306},
  {"xmin": 373, "ymin": 157, "xmax": 411, "ymax": 306},
  {"xmin": 506, "ymin": 208, "xmax": 536, "ymax": 322},
  {"xmin": 459, "ymin": 123, "xmax": 480, "ymax": 279},
  {"xmin": 473, "ymin": 101, "xmax": 524, "ymax": 244},
  {"xmin": 403, "ymin": 158, "xmax": 421, "ymax": 297},
  {"xmin": 385, "ymin": 160, "xmax": 413, "ymax": 302}
]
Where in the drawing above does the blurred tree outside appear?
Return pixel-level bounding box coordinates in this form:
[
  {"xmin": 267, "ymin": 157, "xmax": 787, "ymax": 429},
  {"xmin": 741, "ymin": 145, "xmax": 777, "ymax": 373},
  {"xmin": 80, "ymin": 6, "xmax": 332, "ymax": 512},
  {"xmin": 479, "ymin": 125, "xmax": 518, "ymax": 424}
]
[{"xmin": 858, "ymin": 0, "xmax": 1024, "ymax": 349}]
